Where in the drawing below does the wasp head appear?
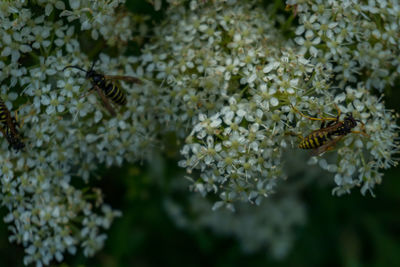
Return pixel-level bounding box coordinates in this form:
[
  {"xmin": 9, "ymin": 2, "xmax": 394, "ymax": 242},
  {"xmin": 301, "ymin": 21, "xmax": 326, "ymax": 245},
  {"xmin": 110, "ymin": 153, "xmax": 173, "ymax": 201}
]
[
  {"xmin": 88, "ymin": 71, "xmax": 104, "ymax": 84},
  {"xmin": 63, "ymin": 64, "xmax": 104, "ymax": 85},
  {"xmin": 343, "ymin": 113, "xmax": 358, "ymax": 129}
]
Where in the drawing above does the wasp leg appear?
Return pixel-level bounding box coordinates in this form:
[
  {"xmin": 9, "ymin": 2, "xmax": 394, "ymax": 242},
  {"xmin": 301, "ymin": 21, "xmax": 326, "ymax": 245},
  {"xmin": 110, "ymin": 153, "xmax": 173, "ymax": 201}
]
[
  {"xmin": 13, "ymin": 103, "xmax": 35, "ymax": 128},
  {"xmin": 317, "ymin": 103, "xmax": 342, "ymax": 121},
  {"xmin": 351, "ymin": 117, "xmax": 369, "ymax": 137},
  {"xmin": 328, "ymin": 103, "xmax": 342, "ymax": 120},
  {"xmin": 291, "ymin": 104, "xmax": 337, "ymax": 122},
  {"xmin": 351, "ymin": 130, "xmax": 370, "ymax": 137},
  {"xmin": 354, "ymin": 119, "xmax": 368, "ymax": 134},
  {"xmin": 14, "ymin": 105, "xmax": 24, "ymax": 128},
  {"xmin": 80, "ymin": 87, "xmax": 96, "ymax": 99},
  {"xmin": 16, "ymin": 111, "xmax": 35, "ymax": 129}
]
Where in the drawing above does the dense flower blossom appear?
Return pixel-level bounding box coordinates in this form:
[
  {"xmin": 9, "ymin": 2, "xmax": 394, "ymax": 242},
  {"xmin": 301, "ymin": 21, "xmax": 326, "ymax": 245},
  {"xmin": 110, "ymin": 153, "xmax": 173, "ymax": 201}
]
[
  {"xmin": 289, "ymin": 0, "xmax": 400, "ymax": 90},
  {"xmin": 138, "ymin": 0, "xmax": 398, "ymax": 206},
  {"xmin": 0, "ymin": 0, "xmax": 398, "ymax": 265},
  {"xmin": 0, "ymin": 0, "xmax": 153, "ymax": 265}
]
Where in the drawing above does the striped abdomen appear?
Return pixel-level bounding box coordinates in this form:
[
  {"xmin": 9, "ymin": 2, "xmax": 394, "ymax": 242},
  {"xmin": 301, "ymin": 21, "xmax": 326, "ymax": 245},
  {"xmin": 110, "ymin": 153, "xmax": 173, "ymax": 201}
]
[
  {"xmin": 0, "ymin": 98, "xmax": 9, "ymax": 124},
  {"xmin": 299, "ymin": 131, "xmax": 331, "ymax": 149},
  {"xmin": 103, "ymin": 83, "xmax": 127, "ymax": 105}
]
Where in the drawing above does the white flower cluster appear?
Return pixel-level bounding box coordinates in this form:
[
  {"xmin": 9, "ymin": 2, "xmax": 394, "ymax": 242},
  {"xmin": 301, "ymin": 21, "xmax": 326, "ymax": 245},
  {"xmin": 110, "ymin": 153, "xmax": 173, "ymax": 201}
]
[
  {"xmin": 0, "ymin": 0, "xmax": 155, "ymax": 266},
  {"xmin": 0, "ymin": 0, "xmax": 399, "ymax": 265},
  {"xmin": 289, "ymin": 0, "xmax": 400, "ymax": 90},
  {"xmin": 138, "ymin": 1, "xmax": 291, "ymax": 135},
  {"xmin": 59, "ymin": 0, "xmax": 132, "ymax": 46},
  {"xmin": 137, "ymin": 0, "xmax": 398, "ymax": 207}
]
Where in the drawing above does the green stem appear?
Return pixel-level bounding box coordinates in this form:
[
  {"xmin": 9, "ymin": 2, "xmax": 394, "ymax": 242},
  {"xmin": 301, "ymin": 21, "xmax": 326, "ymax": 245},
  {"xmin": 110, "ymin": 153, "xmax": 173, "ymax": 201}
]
[
  {"xmin": 216, "ymin": 133, "xmax": 227, "ymax": 142},
  {"xmin": 239, "ymin": 85, "xmax": 249, "ymax": 97},
  {"xmin": 29, "ymin": 52, "xmax": 40, "ymax": 63}
]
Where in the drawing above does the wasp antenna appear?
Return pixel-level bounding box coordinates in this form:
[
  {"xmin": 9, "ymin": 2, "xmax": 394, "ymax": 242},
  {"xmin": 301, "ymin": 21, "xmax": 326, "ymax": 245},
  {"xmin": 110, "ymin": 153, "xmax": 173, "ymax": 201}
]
[
  {"xmin": 89, "ymin": 59, "xmax": 98, "ymax": 72},
  {"xmin": 62, "ymin": 65, "xmax": 87, "ymax": 73}
]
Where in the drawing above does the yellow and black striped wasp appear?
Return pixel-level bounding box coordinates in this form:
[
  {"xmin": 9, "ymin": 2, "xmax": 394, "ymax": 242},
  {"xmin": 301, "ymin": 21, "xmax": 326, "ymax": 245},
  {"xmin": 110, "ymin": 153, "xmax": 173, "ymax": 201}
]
[
  {"xmin": 0, "ymin": 97, "xmax": 25, "ymax": 151},
  {"xmin": 63, "ymin": 61, "xmax": 141, "ymax": 116},
  {"xmin": 289, "ymin": 103, "xmax": 369, "ymax": 156}
]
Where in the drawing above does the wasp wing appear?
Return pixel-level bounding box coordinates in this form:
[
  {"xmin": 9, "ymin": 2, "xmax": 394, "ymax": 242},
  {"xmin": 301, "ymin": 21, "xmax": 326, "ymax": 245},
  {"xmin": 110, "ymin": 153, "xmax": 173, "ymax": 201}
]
[
  {"xmin": 104, "ymin": 75, "xmax": 142, "ymax": 84},
  {"xmin": 311, "ymin": 135, "xmax": 344, "ymax": 156},
  {"xmin": 94, "ymin": 85, "xmax": 117, "ymax": 117}
]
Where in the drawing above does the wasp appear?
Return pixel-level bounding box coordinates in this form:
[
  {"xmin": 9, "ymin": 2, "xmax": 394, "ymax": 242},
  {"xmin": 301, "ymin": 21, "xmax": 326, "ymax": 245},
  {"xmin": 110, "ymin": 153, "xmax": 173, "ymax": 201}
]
[
  {"xmin": 63, "ymin": 61, "xmax": 141, "ymax": 116},
  {"xmin": 289, "ymin": 103, "xmax": 368, "ymax": 156},
  {"xmin": 0, "ymin": 97, "xmax": 25, "ymax": 151}
]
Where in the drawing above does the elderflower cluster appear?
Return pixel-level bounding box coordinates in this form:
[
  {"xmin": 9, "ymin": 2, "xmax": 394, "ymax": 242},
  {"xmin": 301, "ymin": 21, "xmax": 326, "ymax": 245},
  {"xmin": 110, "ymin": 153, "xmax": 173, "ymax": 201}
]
[
  {"xmin": 0, "ymin": 0, "xmax": 155, "ymax": 266},
  {"xmin": 136, "ymin": 0, "xmax": 398, "ymax": 208},
  {"xmin": 138, "ymin": 0, "xmax": 290, "ymax": 135},
  {"xmin": 0, "ymin": 0, "xmax": 399, "ymax": 265},
  {"xmin": 288, "ymin": 0, "xmax": 400, "ymax": 90}
]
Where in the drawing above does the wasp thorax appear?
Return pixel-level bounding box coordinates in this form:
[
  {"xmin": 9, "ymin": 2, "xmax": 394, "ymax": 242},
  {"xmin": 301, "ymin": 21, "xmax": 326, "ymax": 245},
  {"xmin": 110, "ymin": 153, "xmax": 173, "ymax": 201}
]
[
  {"xmin": 343, "ymin": 115, "xmax": 357, "ymax": 129},
  {"xmin": 87, "ymin": 71, "xmax": 102, "ymax": 82}
]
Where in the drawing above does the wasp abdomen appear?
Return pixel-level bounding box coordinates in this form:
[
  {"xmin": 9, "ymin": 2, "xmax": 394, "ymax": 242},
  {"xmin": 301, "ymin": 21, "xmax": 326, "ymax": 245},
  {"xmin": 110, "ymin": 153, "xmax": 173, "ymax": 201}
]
[
  {"xmin": 104, "ymin": 83, "xmax": 127, "ymax": 105},
  {"xmin": 0, "ymin": 99, "xmax": 8, "ymax": 124},
  {"xmin": 298, "ymin": 131, "xmax": 331, "ymax": 149}
]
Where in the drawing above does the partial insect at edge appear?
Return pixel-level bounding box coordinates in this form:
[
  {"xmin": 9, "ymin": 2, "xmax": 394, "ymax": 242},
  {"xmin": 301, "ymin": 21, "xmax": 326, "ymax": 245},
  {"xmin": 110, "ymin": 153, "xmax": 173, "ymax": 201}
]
[{"xmin": 0, "ymin": 97, "xmax": 26, "ymax": 152}]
